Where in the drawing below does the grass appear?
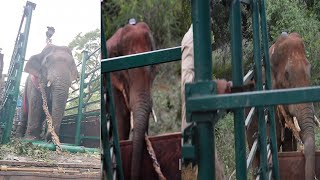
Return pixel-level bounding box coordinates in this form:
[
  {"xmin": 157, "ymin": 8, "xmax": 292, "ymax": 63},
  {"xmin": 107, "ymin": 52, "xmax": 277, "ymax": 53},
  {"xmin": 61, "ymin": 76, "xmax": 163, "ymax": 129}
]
[{"xmin": 0, "ymin": 137, "xmax": 100, "ymax": 163}]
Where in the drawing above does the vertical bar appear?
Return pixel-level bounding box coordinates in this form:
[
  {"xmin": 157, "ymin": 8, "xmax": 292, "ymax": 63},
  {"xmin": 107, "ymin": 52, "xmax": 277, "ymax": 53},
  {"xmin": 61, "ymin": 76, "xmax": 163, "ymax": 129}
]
[
  {"xmin": 252, "ymin": 0, "xmax": 267, "ymax": 178},
  {"xmin": 190, "ymin": 0, "xmax": 214, "ymax": 179},
  {"xmin": 75, "ymin": 51, "xmax": 88, "ymax": 145},
  {"xmin": 2, "ymin": 2, "xmax": 36, "ymax": 144},
  {"xmin": 230, "ymin": 0, "xmax": 247, "ymax": 180},
  {"xmin": 101, "ymin": 13, "xmax": 124, "ymax": 180},
  {"xmin": 101, "ymin": 15, "xmax": 113, "ymax": 180},
  {"xmin": 259, "ymin": 0, "xmax": 280, "ymax": 179}
]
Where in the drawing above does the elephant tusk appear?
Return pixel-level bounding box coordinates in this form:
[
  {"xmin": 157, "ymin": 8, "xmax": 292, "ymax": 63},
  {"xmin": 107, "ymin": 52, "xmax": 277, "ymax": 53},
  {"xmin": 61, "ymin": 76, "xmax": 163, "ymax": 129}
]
[
  {"xmin": 293, "ymin": 116, "xmax": 301, "ymax": 132},
  {"xmin": 314, "ymin": 115, "xmax": 320, "ymax": 127},
  {"xmin": 130, "ymin": 111, "xmax": 134, "ymax": 131},
  {"xmin": 122, "ymin": 89, "xmax": 130, "ymax": 110},
  {"xmin": 152, "ymin": 108, "xmax": 157, "ymax": 123},
  {"xmin": 47, "ymin": 81, "xmax": 51, "ymax": 87}
]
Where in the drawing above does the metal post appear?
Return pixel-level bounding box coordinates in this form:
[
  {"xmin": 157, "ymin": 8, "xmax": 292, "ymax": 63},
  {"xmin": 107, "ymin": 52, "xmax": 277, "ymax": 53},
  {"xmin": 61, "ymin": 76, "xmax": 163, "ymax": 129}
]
[
  {"xmin": 230, "ymin": 0, "xmax": 247, "ymax": 179},
  {"xmin": 190, "ymin": 0, "xmax": 214, "ymax": 179},
  {"xmin": 75, "ymin": 51, "xmax": 88, "ymax": 145},
  {"xmin": 2, "ymin": 1, "xmax": 36, "ymax": 144},
  {"xmin": 259, "ymin": 0, "xmax": 280, "ymax": 179},
  {"xmin": 101, "ymin": 14, "xmax": 124, "ymax": 180},
  {"xmin": 252, "ymin": 0, "xmax": 267, "ymax": 178}
]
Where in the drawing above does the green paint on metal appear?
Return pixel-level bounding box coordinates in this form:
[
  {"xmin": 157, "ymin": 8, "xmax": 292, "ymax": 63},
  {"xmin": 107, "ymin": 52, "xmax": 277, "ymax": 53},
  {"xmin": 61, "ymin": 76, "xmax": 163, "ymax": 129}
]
[
  {"xmin": 75, "ymin": 50, "xmax": 88, "ymax": 146},
  {"xmin": 101, "ymin": 14, "xmax": 124, "ymax": 179},
  {"xmin": 1, "ymin": 1, "xmax": 36, "ymax": 144},
  {"xmin": 252, "ymin": 1, "xmax": 267, "ymax": 178},
  {"xmin": 187, "ymin": 86, "xmax": 320, "ymax": 111},
  {"xmin": 259, "ymin": 0, "xmax": 280, "ymax": 178},
  {"xmin": 24, "ymin": 140, "xmax": 99, "ymax": 153},
  {"xmin": 230, "ymin": 0, "xmax": 247, "ymax": 179},
  {"xmin": 190, "ymin": 0, "xmax": 215, "ymax": 179},
  {"xmin": 101, "ymin": 46, "xmax": 181, "ymax": 73}
]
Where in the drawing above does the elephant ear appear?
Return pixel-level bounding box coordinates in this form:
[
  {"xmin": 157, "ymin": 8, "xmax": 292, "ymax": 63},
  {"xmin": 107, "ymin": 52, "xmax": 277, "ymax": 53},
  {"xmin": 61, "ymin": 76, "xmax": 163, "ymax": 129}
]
[
  {"xmin": 24, "ymin": 54, "xmax": 43, "ymax": 77},
  {"xmin": 61, "ymin": 46, "xmax": 78, "ymax": 82},
  {"xmin": 69, "ymin": 60, "xmax": 78, "ymax": 82}
]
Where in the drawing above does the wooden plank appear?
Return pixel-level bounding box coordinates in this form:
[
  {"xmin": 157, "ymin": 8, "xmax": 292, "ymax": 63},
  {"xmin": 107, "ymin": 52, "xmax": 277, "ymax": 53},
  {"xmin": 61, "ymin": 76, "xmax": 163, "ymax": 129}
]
[
  {"xmin": 0, "ymin": 160, "xmax": 100, "ymax": 169},
  {"xmin": 120, "ymin": 132, "xmax": 182, "ymax": 180}
]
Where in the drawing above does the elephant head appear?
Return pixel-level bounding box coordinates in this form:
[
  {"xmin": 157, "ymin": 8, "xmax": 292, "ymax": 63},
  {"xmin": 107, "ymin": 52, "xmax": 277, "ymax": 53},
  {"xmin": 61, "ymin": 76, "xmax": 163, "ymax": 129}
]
[
  {"xmin": 106, "ymin": 22, "xmax": 157, "ymax": 180},
  {"xmin": 24, "ymin": 45, "xmax": 78, "ymax": 140},
  {"xmin": 270, "ymin": 32, "xmax": 316, "ymax": 179}
]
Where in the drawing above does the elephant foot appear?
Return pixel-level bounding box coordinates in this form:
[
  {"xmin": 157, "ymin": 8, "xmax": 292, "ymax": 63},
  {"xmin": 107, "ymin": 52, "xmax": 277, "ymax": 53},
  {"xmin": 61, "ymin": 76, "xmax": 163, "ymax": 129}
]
[{"xmin": 24, "ymin": 135, "xmax": 40, "ymax": 141}]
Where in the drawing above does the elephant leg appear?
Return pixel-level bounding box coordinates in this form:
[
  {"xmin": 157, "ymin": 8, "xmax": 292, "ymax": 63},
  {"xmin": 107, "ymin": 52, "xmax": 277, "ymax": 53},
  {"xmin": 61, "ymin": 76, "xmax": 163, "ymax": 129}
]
[
  {"xmin": 24, "ymin": 87, "xmax": 43, "ymax": 140},
  {"xmin": 113, "ymin": 87, "xmax": 130, "ymax": 140}
]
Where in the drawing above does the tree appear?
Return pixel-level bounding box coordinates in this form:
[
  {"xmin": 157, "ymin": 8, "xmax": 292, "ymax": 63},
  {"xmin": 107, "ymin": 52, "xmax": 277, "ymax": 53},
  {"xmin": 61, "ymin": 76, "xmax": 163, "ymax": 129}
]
[{"xmin": 65, "ymin": 29, "xmax": 101, "ymax": 115}]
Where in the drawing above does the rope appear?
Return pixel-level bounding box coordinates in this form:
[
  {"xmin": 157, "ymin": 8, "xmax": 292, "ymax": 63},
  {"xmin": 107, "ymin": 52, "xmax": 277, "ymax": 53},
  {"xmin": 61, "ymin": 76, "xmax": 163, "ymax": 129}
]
[
  {"xmin": 145, "ymin": 134, "xmax": 166, "ymax": 180},
  {"xmin": 39, "ymin": 81, "xmax": 62, "ymax": 153}
]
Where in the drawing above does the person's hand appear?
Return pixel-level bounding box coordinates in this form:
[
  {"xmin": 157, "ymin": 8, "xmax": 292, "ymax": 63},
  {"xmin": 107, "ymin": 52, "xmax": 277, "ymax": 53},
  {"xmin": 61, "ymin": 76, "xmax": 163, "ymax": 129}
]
[{"xmin": 216, "ymin": 79, "xmax": 233, "ymax": 94}]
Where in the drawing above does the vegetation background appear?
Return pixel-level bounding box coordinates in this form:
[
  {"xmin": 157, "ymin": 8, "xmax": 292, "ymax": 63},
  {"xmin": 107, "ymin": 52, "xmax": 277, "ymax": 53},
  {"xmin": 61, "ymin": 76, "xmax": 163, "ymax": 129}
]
[{"xmin": 103, "ymin": 0, "xmax": 320, "ymax": 179}]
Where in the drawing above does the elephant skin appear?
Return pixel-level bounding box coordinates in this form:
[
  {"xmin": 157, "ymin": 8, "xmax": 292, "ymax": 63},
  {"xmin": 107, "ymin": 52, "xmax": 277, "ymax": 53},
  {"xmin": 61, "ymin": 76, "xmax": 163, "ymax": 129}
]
[
  {"xmin": 246, "ymin": 32, "xmax": 316, "ymax": 180},
  {"xmin": 16, "ymin": 45, "xmax": 78, "ymax": 141},
  {"xmin": 105, "ymin": 22, "xmax": 157, "ymax": 180}
]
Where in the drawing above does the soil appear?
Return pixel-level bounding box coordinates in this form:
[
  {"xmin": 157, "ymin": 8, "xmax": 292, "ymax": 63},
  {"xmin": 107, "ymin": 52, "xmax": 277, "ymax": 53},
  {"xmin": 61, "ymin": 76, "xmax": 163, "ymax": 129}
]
[{"xmin": 0, "ymin": 138, "xmax": 100, "ymax": 165}]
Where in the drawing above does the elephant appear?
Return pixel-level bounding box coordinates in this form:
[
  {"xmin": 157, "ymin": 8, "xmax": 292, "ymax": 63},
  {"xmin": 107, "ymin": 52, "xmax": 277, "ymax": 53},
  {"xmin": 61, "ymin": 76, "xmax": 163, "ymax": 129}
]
[
  {"xmin": 16, "ymin": 45, "xmax": 78, "ymax": 141},
  {"xmin": 105, "ymin": 21, "xmax": 157, "ymax": 180},
  {"xmin": 246, "ymin": 32, "xmax": 317, "ymax": 180}
]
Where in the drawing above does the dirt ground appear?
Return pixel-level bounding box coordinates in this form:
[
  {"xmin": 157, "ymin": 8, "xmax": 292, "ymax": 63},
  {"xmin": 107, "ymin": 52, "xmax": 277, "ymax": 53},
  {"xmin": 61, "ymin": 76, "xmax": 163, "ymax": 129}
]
[{"xmin": 0, "ymin": 138, "xmax": 100, "ymax": 165}]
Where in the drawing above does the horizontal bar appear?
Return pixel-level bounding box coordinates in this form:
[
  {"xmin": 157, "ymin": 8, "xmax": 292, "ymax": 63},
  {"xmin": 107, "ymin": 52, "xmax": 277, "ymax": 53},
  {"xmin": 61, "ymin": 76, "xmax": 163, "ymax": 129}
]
[
  {"xmin": 81, "ymin": 135, "xmax": 100, "ymax": 140},
  {"xmin": 23, "ymin": 140, "xmax": 99, "ymax": 153},
  {"xmin": 241, "ymin": 0, "xmax": 250, "ymax": 4},
  {"xmin": 187, "ymin": 86, "xmax": 320, "ymax": 112},
  {"xmin": 101, "ymin": 46, "xmax": 181, "ymax": 73}
]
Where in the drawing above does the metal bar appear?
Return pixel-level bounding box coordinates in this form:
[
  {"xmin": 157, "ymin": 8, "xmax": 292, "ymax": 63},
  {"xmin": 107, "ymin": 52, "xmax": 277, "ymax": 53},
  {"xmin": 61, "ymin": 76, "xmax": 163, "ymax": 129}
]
[
  {"xmin": 75, "ymin": 51, "xmax": 88, "ymax": 145},
  {"xmin": 83, "ymin": 100, "xmax": 99, "ymax": 106},
  {"xmin": 87, "ymin": 47, "xmax": 100, "ymax": 58},
  {"xmin": 190, "ymin": 0, "xmax": 214, "ymax": 179},
  {"xmin": 243, "ymin": 69, "xmax": 254, "ymax": 84},
  {"xmin": 64, "ymin": 106, "xmax": 78, "ymax": 111},
  {"xmin": 66, "ymin": 96, "xmax": 78, "ymax": 103},
  {"xmin": 247, "ymin": 138, "xmax": 258, "ymax": 170},
  {"xmin": 24, "ymin": 140, "xmax": 98, "ymax": 153},
  {"xmin": 259, "ymin": 0, "xmax": 280, "ymax": 178},
  {"xmin": 101, "ymin": 46, "xmax": 181, "ymax": 73},
  {"xmin": 230, "ymin": 0, "xmax": 247, "ymax": 179},
  {"xmin": 101, "ymin": 13, "xmax": 124, "ymax": 179},
  {"xmin": 2, "ymin": 2, "xmax": 36, "ymax": 144},
  {"xmin": 187, "ymin": 86, "xmax": 320, "ymax": 111},
  {"xmin": 245, "ymin": 107, "xmax": 255, "ymax": 128},
  {"xmin": 80, "ymin": 135, "xmax": 100, "ymax": 140},
  {"xmin": 252, "ymin": 1, "xmax": 267, "ymax": 178}
]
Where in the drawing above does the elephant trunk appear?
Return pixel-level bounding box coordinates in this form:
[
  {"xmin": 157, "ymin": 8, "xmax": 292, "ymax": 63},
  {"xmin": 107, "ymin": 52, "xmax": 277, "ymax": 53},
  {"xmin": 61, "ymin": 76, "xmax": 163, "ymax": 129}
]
[
  {"xmin": 130, "ymin": 93, "xmax": 151, "ymax": 180},
  {"xmin": 50, "ymin": 80, "xmax": 70, "ymax": 137},
  {"xmin": 297, "ymin": 104, "xmax": 315, "ymax": 180}
]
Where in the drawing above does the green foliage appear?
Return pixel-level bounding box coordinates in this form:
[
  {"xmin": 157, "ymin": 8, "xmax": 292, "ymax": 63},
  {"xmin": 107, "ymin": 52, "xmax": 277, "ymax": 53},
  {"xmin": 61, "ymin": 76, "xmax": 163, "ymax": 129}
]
[
  {"xmin": 266, "ymin": 0, "xmax": 320, "ymax": 84},
  {"xmin": 65, "ymin": 29, "xmax": 101, "ymax": 116},
  {"xmin": 103, "ymin": 0, "xmax": 191, "ymax": 49},
  {"xmin": 0, "ymin": 138, "xmax": 50, "ymax": 160}
]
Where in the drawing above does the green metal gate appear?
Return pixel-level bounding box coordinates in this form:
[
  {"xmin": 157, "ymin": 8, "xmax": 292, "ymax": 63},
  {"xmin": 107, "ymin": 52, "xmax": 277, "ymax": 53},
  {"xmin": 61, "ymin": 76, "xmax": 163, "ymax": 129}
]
[
  {"xmin": 0, "ymin": 1, "xmax": 100, "ymax": 153},
  {"xmin": 101, "ymin": 0, "xmax": 320, "ymax": 179}
]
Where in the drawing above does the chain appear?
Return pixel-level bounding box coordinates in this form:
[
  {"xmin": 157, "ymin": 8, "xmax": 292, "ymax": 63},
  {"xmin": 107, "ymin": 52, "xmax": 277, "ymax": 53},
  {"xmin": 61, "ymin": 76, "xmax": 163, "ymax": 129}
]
[
  {"xmin": 39, "ymin": 81, "xmax": 62, "ymax": 153},
  {"xmin": 145, "ymin": 134, "xmax": 166, "ymax": 180}
]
